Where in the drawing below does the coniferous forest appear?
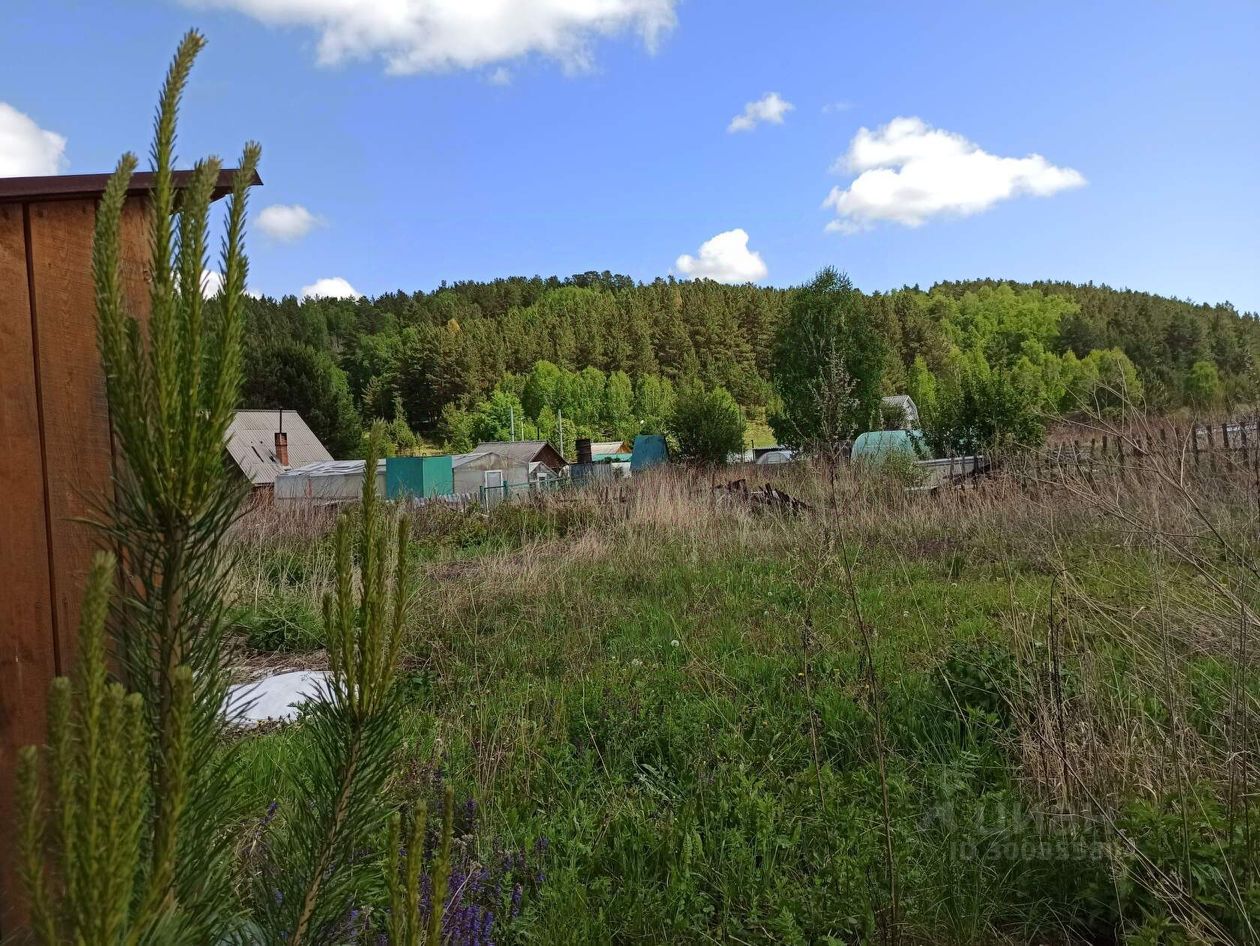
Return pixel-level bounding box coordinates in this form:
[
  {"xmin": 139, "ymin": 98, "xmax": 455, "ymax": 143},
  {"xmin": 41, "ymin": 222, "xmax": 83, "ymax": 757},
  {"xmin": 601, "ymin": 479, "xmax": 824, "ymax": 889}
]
[{"xmin": 236, "ymin": 272, "xmax": 1260, "ymax": 457}]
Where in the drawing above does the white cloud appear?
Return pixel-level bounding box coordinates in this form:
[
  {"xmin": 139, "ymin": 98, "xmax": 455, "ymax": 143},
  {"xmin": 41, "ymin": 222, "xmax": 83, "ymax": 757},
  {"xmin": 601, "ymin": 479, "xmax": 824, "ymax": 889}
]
[
  {"xmin": 200, "ymin": 269, "xmax": 262, "ymax": 299},
  {"xmin": 727, "ymin": 92, "xmax": 794, "ymax": 133},
  {"xmin": 300, "ymin": 276, "xmax": 361, "ymax": 300},
  {"xmin": 675, "ymin": 229, "xmax": 768, "ymax": 284},
  {"xmin": 190, "ymin": 0, "xmax": 679, "ymax": 75},
  {"xmin": 823, "ymin": 116, "xmax": 1085, "ymax": 233},
  {"xmin": 257, "ymin": 203, "xmax": 323, "ymax": 241},
  {"xmin": 0, "ymin": 103, "xmax": 67, "ymax": 176},
  {"xmin": 201, "ymin": 269, "xmax": 224, "ymax": 297},
  {"xmin": 487, "ymin": 66, "xmax": 513, "ymax": 86}
]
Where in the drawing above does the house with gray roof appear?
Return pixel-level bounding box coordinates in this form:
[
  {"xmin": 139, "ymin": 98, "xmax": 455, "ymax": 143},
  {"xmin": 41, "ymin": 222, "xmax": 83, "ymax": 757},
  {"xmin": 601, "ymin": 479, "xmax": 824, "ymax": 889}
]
[
  {"xmin": 473, "ymin": 441, "xmax": 568, "ymax": 479},
  {"xmin": 226, "ymin": 409, "xmax": 332, "ymax": 488},
  {"xmin": 880, "ymin": 395, "xmax": 920, "ymax": 429}
]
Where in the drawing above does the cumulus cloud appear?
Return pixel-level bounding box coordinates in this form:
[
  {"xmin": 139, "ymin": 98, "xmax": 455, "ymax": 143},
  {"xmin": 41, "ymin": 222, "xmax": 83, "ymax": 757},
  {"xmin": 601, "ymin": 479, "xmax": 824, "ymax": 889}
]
[
  {"xmin": 675, "ymin": 229, "xmax": 768, "ymax": 284},
  {"xmin": 257, "ymin": 203, "xmax": 323, "ymax": 241},
  {"xmin": 727, "ymin": 92, "xmax": 794, "ymax": 133},
  {"xmin": 190, "ymin": 0, "xmax": 679, "ymax": 74},
  {"xmin": 823, "ymin": 116, "xmax": 1085, "ymax": 233},
  {"xmin": 201, "ymin": 269, "xmax": 224, "ymax": 297},
  {"xmin": 200, "ymin": 269, "xmax": 262, "ymax": 298},
  {"xmin": 300, "ymin": 276, "xmax": 361, "ymax": 300},
  {"xmin": 0, "ymin": 103, "xmax": 67, "ymax": 176}
]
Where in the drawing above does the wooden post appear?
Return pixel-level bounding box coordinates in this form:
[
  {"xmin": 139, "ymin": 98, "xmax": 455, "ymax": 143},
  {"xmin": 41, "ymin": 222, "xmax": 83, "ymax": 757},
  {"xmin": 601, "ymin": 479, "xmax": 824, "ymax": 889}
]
[
  {"xmin": 1193, "ymin": 425, "xmax": 1201, "ymax": 468},
  {"xmin": 1241, "ymin": 422, "xmax": 1249, "ymax": 463}
]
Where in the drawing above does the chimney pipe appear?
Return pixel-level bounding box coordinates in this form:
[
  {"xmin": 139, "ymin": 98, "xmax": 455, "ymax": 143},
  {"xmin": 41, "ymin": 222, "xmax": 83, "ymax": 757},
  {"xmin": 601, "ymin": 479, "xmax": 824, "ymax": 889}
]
[{"xmin": 275, "ymin": 430, "xmax": 290, "ymax": 467}]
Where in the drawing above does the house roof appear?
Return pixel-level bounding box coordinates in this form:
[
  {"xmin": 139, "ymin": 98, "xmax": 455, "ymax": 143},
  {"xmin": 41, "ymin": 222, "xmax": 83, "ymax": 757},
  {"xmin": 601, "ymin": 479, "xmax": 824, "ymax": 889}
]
[
  {"xmin": 226, "ymin": 410, "xmax": 332, "ymax": 486},
  {"xmin": 591, "ymin": 440, "xmax": 629, "ymax": 457},
  {"xmin": 881, "ymin": 394, "xmax": 920, "ymax": 418},
  {"xmin": 453, "ymin": 451, "xmax": 521, "ymax": 470},
  {"xmin": 277, "ymin": 459, "xmax": 385, "ymax": 479},
  {"xmin": 452, "ymin": 452, "xmax": 484, "ymax": 469},
  {"xmin": 474, "ymin": 440, "xmax": 567, "ymax": 470},
  {"xmin": 0, "ymin": 168, "xmax": 263, "ymax": 205}
]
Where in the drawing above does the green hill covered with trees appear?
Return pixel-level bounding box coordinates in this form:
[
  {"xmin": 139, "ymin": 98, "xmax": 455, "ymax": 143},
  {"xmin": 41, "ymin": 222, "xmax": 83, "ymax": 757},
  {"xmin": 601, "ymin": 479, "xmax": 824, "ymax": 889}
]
[{"xmin": 236, "ymin": 272, "xmax": 1258, "ymax": 458}]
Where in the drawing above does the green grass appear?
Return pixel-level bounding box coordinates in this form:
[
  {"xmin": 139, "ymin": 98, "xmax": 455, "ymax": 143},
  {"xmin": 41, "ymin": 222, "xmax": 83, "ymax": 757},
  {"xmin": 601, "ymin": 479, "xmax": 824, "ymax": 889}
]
[{"xmin": 227, "ymin": 467, "xmax": 1260, "ymax": 944}]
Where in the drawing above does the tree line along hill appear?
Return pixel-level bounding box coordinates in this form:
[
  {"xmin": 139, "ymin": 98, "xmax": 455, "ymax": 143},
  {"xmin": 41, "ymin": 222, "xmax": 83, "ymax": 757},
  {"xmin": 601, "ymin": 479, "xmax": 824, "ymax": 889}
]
[{"xmin": 235, "ymin": 271, "xmax": 1260, "ymax": 459}]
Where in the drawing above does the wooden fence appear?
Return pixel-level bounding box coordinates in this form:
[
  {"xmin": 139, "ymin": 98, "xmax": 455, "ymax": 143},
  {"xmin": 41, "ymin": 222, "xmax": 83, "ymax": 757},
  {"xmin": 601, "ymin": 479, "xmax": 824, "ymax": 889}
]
[{"xmin": 932, "ymin": 420, "xmax": 1260, "ymax": 493}]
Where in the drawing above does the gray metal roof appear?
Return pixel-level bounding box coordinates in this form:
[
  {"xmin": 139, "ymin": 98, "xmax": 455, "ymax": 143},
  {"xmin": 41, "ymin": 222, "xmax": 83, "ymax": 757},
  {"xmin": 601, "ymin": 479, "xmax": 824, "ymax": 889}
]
[
  {"xmin": 452, "ymin": 452, "xmax": 488, "ymax": 469},
  {"xmin": 277, "ymin": 459, "xmax": 385, "ymax": 479},
  {"xmin": 226, "ymin": 410, "xmax": 332, "ymax": 485},
  {"xmin": 474, "ymin": 440, "xmax": 567, "ymax": 469},
  {"xmin": 881, "ymin": 394, "xmax": 920, "ymax": 420},
  {"xmin": 453, "ymin": 451, "xmax": 518, "ymax": 471}
]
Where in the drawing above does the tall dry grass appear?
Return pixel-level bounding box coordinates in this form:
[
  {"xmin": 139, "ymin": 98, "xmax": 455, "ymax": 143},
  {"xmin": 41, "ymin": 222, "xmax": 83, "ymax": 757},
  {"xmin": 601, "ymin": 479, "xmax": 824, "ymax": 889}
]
[
  {"xmin": 226, "ymin": 438, "xmax": 1257, "ymax": 942},
  {"xmin": 998, "ymin": 417, "xmax": 1259, "ymax": 943}
]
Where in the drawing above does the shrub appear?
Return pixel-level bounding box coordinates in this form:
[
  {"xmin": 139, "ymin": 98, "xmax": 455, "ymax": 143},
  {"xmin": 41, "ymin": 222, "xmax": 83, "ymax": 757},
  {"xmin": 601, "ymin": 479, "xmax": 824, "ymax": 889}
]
[
  {"xmin": 232, "ymin": 595, "xmax": 324, "ymax": 653},
  {"xmin": 854, "ymin": 448, "xmax": 927, "ymax": 489},
  {"xmin": 668, "ymin": 382, "xmax": 746, "ymax": 465}
]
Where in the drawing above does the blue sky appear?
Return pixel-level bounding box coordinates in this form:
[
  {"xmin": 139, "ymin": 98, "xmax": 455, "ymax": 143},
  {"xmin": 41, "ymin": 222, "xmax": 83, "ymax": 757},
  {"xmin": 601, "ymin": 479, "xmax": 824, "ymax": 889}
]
[{"xmin": 2, "ymin": 0, "xmax": 1257, "ymax": 311}]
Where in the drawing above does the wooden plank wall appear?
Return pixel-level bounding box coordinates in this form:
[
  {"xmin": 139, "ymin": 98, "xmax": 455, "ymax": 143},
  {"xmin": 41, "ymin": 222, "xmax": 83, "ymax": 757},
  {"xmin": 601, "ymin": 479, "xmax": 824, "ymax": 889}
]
[
  {"xmin": 0, "ymin": 196, "xmax": 151, "ymax": 935},
  {"xmin": 0, "ymin": 201, "xmax": 58, "ymax": 938},
  {"xmin": 28, "ymin": 200, "xmax": 111, "ymax": 672}
]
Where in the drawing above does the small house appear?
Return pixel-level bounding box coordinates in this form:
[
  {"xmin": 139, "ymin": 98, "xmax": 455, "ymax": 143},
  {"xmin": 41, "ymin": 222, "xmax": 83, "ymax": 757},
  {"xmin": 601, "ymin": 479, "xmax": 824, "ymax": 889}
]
[
  {"xmin": 226, "ymin": 409, "xmax": 331, "ymax": 489},
  {"xmin": 453, "ymin": 450, "xmax": 531, "ymax": 504},
  {"xmin": 880, "ymin": 395, "xmax": 920, "ymax": 429},
  {"xmin": 0, "ymin": 167, "xmax": 259, "ymax": 927},
  {"xmin": 473, "ymin": 441, "xmax": 568, "ymax": 481}
]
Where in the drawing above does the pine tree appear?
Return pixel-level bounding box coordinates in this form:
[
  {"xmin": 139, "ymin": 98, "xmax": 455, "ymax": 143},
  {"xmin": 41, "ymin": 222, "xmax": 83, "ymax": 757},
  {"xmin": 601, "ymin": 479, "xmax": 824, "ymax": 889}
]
[{"xmin": 16, "ymin": 33, "xmax": 450, "ymax": 945}]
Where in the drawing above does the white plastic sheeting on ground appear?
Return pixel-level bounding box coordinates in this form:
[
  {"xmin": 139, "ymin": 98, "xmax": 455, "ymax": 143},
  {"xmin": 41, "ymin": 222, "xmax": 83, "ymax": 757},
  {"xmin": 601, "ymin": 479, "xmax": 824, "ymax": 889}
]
[{"xmin": 224, "ymin": 670, "xmax": 331, "ymax": 727}]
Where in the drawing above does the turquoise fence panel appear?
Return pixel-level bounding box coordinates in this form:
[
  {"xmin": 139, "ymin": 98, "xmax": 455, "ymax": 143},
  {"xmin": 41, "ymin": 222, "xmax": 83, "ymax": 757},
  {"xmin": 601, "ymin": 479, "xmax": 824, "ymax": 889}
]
[
  {"xmin": 631, "ymin": 434, "xmax": 668, "ymax": 471},
  {"xmin": 420, "ymin": 455, "xmax": 454, "ymax": 497},
  {"xmin": 386, "ymin": 455, "xmax": 454, "ymax": 499}
]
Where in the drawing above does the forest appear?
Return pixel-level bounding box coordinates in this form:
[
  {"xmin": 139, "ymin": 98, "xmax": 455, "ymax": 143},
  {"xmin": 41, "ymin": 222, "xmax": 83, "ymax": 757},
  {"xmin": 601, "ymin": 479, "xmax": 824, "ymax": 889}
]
[{"xmin": 236, "ymin": 271, "xmax": 1260, "ymax": 458}]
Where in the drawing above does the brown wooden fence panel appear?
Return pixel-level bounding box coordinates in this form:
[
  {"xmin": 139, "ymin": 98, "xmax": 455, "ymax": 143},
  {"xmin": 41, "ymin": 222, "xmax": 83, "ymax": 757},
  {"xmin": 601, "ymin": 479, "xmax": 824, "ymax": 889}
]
[
  {"xmin": 27, "ymin": 199, "xmax": 115, "ymax": 674},
  {"xmin": 0, "ymin": 203, "xmax": 59, "ymax": 934},
  {"xmin": 0, "ymin": 171, "xmax": 252, "ymax": 935}
]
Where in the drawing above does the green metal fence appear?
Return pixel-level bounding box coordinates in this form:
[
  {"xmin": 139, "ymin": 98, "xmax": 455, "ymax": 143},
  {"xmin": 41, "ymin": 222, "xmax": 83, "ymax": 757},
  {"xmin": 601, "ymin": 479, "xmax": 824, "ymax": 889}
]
[{"xmin": 478, "ymin": 477, "xmax": 569, "ymax": 506}]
